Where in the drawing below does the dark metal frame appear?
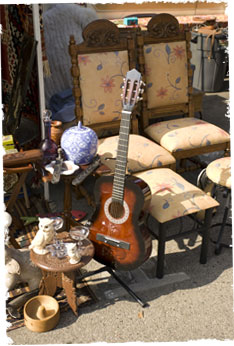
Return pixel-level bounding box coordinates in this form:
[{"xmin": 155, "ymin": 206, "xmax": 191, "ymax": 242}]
[
  {"xmin": 76, "ymin": 266, "xmax": 149, "ymax": 308},
  {"xmin": 197, "ymin": 168, "xmax": 232, "ymax": 255},
  {"xmin": 211, "ymin": 188, "xmax": 232, "ymax": 255},
  {"xmin": 146, "ymin": 207, "xmax": 214, "ymax": 279}
]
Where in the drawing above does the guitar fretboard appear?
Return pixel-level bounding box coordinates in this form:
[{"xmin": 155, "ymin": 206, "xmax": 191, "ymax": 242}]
[{"xmin": 112, "ymin": 110, "xmax": 132, "ymax": 204}]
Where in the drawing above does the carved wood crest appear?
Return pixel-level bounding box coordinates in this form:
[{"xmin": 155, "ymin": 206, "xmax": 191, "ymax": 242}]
[
  {"xmin": 82, "ymin": 19, "xmax": 120, "ymax": 47},
  {"xmin": 147, "ymin": 14, "xmax": 180, "ymax": 38}
]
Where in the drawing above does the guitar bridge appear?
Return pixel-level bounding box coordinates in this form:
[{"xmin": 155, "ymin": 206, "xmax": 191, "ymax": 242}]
[{"xmin": 96, "ymin": 233, "xmax": 130, "ymax": 250}]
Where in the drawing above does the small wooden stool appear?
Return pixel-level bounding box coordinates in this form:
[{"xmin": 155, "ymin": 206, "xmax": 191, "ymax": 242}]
[
  {"xmin": 204, "ymin": 157, "xmax": 231, "ymax": 254},
  {"xmin": 30, "ymin": 237, "xmax": 94, "ymax": 316},
  {"xmin": 136, "ymin": 168, "xmax": 219, "ymax": 278}
]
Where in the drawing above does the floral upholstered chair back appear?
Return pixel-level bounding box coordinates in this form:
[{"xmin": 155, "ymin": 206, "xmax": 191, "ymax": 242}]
[
  {"xmin": 137, "ymin": 13, "xmax": 193, "ymax": 129},
  {"xmin": 136, "ymin": 14, "xmax": 230, "ymax": 168},
  {"xmin": 69, "ymin": 19, "xmax": 137, "ymax": 137},
  {"xmin": 78, "ymin": 50, "xmax": 129, "ymax": 126},
  {"xmin": 143, "ymin": 40, "xmax": 188, "ymax": 109}
]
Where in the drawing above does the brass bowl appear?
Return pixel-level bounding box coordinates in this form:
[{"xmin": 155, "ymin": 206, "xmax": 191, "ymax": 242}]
[{"xmin": 24, "ymin": 295, "xmax": 60, "ymax": 333}]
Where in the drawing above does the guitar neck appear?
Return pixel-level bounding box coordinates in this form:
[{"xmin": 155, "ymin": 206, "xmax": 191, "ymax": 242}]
[
  {"xmin": 111, "ymin": 68, "xmax": 143, "ymax": 204},
  {"xmin": 112, "ymin": 110, "xmax": 132, "ymax": 203}
]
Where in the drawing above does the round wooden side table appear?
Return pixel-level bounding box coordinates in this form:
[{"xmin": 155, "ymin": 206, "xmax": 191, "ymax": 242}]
[{"xmin": 30, "ymin": 237, "xmax": 94, "ymax": 316}]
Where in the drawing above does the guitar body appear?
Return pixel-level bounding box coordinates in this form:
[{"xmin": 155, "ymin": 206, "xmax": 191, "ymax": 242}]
[
  {"xmin": 89, "ymin": 69, "xmax": 151, "ymax": 270},
  {"xmin": 89, "ymin": 175, "xmax": 152, "ymax": 270}
]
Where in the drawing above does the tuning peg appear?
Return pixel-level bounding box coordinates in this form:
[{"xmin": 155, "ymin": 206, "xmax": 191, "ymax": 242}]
[
  {"xmin": 140, "ymin": 88, "xmax": 144, "ymax": 94},
  {"xmin": 140, "ymin": 81, "xmax": 146, "ymax": 87},
  {"xmin": 137, "ymin": 96, "xmax": 143, "ymax": 102}
]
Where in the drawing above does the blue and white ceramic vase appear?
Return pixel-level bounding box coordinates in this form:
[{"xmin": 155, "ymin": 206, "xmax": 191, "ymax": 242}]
[{"xmin": 61, "ymin": 121, "xmax": 98, "ymax": 165}]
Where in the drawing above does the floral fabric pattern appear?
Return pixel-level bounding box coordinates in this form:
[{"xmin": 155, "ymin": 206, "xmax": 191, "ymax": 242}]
[
  {"xmin": 97, "ymin": 134, "xmax": 176, "ymax": 173},
  {"xmin": 206, "ymin": 157, "xmax": 231, "ymax": 189},
  {"xmin": 135, "ymin": 168, "xmax": 219, "ymax": 223},
  {"xmin": 78, "ymin": 50, "xmax": 129, "ymax": 126},
  {"xmin": 145, "ymin": 117, "xmax": 230, "ymax": 153},
  {"xmin": 143, "ymin": 41, "xmax": 188, "ymax": 109}
]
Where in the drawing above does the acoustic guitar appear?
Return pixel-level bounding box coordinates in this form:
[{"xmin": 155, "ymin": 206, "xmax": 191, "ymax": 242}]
[{"xmin": 89, "ymin": 69, "xmax": 152, "ymax": 271}]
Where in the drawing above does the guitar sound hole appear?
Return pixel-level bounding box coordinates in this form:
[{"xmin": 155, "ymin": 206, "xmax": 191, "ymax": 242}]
[{"xmin": 109, "ymin": 201, "xmax": 125, "ymax": 219}]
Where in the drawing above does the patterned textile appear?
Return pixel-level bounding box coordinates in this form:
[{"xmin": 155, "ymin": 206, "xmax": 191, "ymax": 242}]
[
  {"xmin": 135, "ymin": 168, "xmax": 219, "ymax": 223},
  {"xmin": 1, "ymin": 4, "xmax": 47, "ymax": 124},
  {"xmin": 78, "ymin": 50, "xmax": 129, "ymax": 126},
  {"xmin": 98, "ymin": 134, "xmax": 175, "ymax": 173},
  {"xmin": 143, "ymin": 41, "xmax": 188, "ymax": 109},
  {"xmin": 145, "ymin": 117, "xmax": 230, "ymax": 153},
  {"xmin": 206, "ymin": 157, "xmax": 231, "ymax": 189},
  {"xmin": 3, "ymin": 173, "xmax": 18, "ymax": 193}
]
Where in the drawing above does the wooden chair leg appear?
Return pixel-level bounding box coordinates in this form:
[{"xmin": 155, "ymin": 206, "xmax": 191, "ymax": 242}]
[
  {"xmin": 6, "ymin": 172, "xmax": 28, "ymax": 212},
  {"xmin": 156, "ymin": 223, "xmax": 167, "ymax": 279},
  {"xmin": 200, "ymin": 207, "xmax": 213, "ymax": 264},
  {"xmin": 22, "ymin": 182, "xmax": 30, "ymax": 208}
]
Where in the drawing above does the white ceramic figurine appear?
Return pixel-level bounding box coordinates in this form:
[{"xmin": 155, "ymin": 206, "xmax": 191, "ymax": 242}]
[
  {"xmin": 67, "ymin": 243, "xmax": 81, "ymax": 264},
  {"xmin": 29, "ymin": 218, "xmax": 55, "ymax": 255},
  {"xmin": 5, "ymin": 245, "xmax": 42, "ymax": 291},
  {"xmin": 3, "ymin": 203, "xmax": 12, "ymax": 244}
]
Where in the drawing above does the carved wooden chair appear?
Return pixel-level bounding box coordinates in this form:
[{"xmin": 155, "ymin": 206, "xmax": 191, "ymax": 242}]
[
  {"xmin": 130, "ymin": 14, "xmax": 226, "ymax": 277},
  {"xmin": 136, "ymin": 14, "xmax": 230, "ymax": 171},
  {"xmin": 69, "ymin": 19, "xmax": 176, "ymax": 175}
]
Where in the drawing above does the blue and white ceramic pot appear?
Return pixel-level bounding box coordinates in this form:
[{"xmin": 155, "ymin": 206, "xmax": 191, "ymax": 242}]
[{"xmin": 61, "ymin": 121, "xmax": 98, "ymax": 165}]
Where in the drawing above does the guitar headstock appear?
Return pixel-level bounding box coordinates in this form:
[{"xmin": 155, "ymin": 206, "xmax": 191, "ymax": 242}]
[{"xmin": 121, "ymin": 69, "xmax": 144, "ymax": 112}]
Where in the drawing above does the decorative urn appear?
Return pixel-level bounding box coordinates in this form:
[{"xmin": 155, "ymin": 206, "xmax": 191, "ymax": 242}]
[{"xmin": 61, "ymin": 121, "xmax": 98, "ymax": 165}]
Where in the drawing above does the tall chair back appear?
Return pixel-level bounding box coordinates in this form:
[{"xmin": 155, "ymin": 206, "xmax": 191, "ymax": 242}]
[
  {"xmin": 69, "ymin": 19, "xmax": 138, "ymax": 137},
  {"xmin": 136, "ymin": 14, "xmax": 230, "ymax": 167}
]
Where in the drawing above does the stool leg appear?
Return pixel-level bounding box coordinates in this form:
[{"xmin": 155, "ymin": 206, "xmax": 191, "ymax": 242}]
[
  {"xmin": 156, "ymin": 223, "xmax": 166, "ymax": 279},
  {"xmin": 200, "ymin": 207, "xmax": 213, "ymax": 264},
  {"xmin": 215, "ymin": 190, "xmax": 231, "ymax": 255},
  {"xmin": 62, "ymin": 271, "xmax": 78, "ymax": 316}
]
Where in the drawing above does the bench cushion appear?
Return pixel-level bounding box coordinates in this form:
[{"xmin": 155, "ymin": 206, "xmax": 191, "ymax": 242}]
[
  {"xmin": 145, "ymin": 117, "xmax": 230, "ymax": 153},
  {"xmin": 135, "ymin": 168, "xmax": 219, "ymax": 223},
  {"xmin": 97, "ymin": 134, "xmax": 176, "ymax": 173},
  {"xmin": 206, "ymin": 157, "xmax": 231, "ymax": 189}
]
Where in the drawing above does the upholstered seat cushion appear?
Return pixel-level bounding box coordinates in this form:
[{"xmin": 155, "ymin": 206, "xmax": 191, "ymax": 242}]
[
  {"xmin": 145, "ymin": 117, "xmax": 230, "ymax": 153},
  {"xmin": 206, "ymin": 157, "xmax": 231, "ymax": 189},
  {"xmin": 97, "ymin": 134, "xmax": 176, "ymax": 173},
  {"xmin": 135, "ymin": 168, "xmax": 219, "ymax": 223}
]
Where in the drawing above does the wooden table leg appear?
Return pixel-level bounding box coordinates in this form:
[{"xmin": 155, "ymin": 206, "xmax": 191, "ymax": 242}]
[
  {"xmin": 61, "ymin": 176, "xmax": 82, "ymax": 231},
  {"xmin": 39, "ymin": 270, "xmax": 61, "ymax": 296},
  {"xmin": 62, "ymin": 177, "xmax": 73, "ymax": 232},
  {"xmin": 62, "ymin": 271, "xmax": 78, "ymax": 316}
]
